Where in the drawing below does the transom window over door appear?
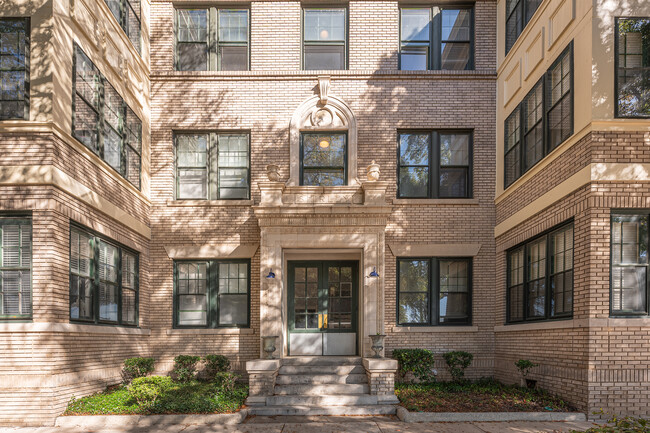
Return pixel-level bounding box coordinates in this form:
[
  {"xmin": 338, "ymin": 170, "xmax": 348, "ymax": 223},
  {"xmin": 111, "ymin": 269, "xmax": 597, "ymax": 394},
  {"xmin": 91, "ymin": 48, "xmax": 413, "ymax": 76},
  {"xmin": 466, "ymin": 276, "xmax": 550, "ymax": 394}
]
[
  {"xmin": 175, "ymin": 132, "xmax": 250, "ymax": 199},
  {"xmin": 303, "ymin": 8, "xmax": 346, "ymax": 70},
  {"xmin": 400, "ymin": 6, "xmax": 473, "ymax": 71},
  {"xmin": 615, "ymin": 18, "xmax": 650, "ymax": 118},
  {"xmin": 300, "ymin": 133, "xmax": 347, "ymax": 186}
]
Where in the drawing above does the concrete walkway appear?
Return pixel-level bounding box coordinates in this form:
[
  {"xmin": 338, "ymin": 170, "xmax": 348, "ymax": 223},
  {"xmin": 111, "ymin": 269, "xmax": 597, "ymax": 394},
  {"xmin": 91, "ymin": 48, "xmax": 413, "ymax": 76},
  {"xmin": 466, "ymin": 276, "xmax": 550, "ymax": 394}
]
[{"xmin": 0, "ymin": 416, "xmax": 598, "ymax": 433}]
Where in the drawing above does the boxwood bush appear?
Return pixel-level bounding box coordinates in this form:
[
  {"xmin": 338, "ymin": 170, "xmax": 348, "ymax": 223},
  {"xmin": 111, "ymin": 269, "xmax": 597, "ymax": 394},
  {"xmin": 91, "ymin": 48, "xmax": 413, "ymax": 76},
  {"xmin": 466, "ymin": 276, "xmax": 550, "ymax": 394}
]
[
  {"xmin": 128, "ymin": 376, "xmax": 173, "ymax": 408},
  {"xmin": 122, "ymin": 357, "xmax": 155, "ymax": 383},
  {"xmin": 172, "ymin": 355, "xmax": 201, "ymax": 383},
  {"xmin": 204, "ymin": 354, "xmax": 230, "ymax": 381},
  {"xmin": 392, "ymin": 348, "xmax": 436, "ymax": 383}
]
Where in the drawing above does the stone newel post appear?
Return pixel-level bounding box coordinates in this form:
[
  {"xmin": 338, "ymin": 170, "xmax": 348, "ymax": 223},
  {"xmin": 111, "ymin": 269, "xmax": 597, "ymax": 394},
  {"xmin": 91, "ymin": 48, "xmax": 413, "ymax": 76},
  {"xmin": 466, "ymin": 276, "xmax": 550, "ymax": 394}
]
[
  {"xmin": 362, "ymin": 358, "xmax": 399, "ymax": 404},
  {"xmin": 245, "ymin": 359, "xmax": 281, "ymax": 405}
]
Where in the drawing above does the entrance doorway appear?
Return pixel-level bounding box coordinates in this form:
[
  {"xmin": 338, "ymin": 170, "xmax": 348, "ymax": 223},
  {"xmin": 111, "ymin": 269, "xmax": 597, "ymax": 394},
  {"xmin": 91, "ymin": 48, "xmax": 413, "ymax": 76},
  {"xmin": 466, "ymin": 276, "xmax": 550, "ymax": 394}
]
[{"xmin": 287, "ymin": 261, "xmax": 358, "ymax": 356}]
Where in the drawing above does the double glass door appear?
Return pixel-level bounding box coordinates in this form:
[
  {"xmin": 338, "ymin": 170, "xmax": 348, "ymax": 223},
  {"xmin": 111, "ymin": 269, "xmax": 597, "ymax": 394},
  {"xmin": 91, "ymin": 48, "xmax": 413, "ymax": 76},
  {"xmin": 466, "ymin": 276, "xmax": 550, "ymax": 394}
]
[{"xmin": 288, "ymin": 261, "xmax": 358, "ymax": 356}]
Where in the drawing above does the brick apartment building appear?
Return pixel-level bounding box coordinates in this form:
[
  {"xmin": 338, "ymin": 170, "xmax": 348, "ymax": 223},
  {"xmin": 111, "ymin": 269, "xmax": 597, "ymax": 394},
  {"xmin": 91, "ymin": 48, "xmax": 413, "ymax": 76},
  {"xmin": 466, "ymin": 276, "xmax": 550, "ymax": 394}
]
[{"xmin": 0, "ymin": 0, "xmax": 648, "ymax": 426}]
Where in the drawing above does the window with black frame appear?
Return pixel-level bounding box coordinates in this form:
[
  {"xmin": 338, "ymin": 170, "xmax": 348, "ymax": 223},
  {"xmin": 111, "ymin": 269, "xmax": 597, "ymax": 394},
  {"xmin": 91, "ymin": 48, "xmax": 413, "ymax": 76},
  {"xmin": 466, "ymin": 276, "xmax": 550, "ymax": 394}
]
[
  {"xmin": 300, "ymin": 133, "xmax": 346, "ymax": 186},
  {"xmin": 175, "ymin": 132, "xmax": 250, "ymax": 200},
  {"xmin": 0, "ymin": 217, "xmax": 32, "ymax": 320},
  {"xmin": 0, "ymin": 18, "xmax": 29, "ymax": 120},
  {"xmin": 105, "ymin": 0, "xmax": 141, "ymax": 54},
  {"xmin": 398, "ymin": 131, "xmax": 471, "ymax": 199},
  {"xmin": 303, "ymin": 8, "xmax": 346, "ymax": 70},
  {"xmin": 400, "ymin": 6, "xmax": 473, "ymax": 71},
  {"xmin": 615, "ymin": 18, "xmax": 650, "ymax": 118},
  {"xmin": 72, "ymin": 45, "xmax": 142, "ymax": 189},
  {"xmin": 397, "ymin": 258, "xmax": 471, "ymax": 326},
  {"xmin": 611, "ymin": 214, "xmax": 649, "ymax": 316},
  {"xmin": 505, "ymin": 0, "xmax": 542, "ymax": 54},
  {"xmin": 176, "ymin": 8, "xmax": 249, "ymax": 71},
  {"xmin": 506, "ymin": 222, "xmax": 573, "ymax": 323},
  {"xmin": 504, "ymin": 42, "xmax": 573, "ymax": 188},
  {"xmin": 174, "ymin": 260, "xmax": 249, "ymax": 328},
  {"xmin": 69, "ymin": 225, "xmax": 139, "ymax": 326}
]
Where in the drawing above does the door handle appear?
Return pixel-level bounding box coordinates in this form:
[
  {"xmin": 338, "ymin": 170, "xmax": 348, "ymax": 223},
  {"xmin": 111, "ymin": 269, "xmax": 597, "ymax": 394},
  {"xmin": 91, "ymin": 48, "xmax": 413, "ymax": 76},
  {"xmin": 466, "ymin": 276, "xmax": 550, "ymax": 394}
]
[{"xmin": 320, "ymin": 313, "xmax": 328, "ymax": 330}]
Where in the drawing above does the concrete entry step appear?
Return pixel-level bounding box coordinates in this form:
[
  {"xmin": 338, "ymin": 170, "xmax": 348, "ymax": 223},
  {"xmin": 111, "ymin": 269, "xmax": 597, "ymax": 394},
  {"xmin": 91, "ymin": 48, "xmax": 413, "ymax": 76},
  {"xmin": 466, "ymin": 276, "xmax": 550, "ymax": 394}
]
[
  {"xmin": 248, "ymin": 405, "xmax": 397, "ymax": 416},
  {"xmin": 274, "ymin": 383, "xmax": 369, "ymax": 395},
  {"xmin": 267, "ymin": 394, "xmax": 379, "ymax": 406},
  {"xmin": 279, "ymin": 364, "xmax": 366, "ymax": 375},
  {"xmin": 281, "ymin": 356, "xmax": 363, "ymax": 366},
  {"xmin": 275, "ymin": 373, "xmax": 368, "ymax": 385}
]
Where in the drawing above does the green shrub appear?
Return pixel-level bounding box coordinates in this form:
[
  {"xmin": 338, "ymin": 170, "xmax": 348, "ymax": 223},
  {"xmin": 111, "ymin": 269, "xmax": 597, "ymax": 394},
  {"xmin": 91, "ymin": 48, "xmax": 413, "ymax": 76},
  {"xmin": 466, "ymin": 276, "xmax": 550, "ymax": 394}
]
[
  {"xmin": 514, "ymin": 359, "xmax": 538, "ymax": 378},
  {"xmin": 212, "ymin": 372, "xmax": 239, "ymax": 393},
  {"xmin": 571, "ymin": 411, "xmax": 649, "ymax": 433},
  {"xmin": 122, "ymin": 357, "xmax": 155, "ymax": 383},
  {"xmin": 204, "ymin": 354, "xmax": 230, "ymax": 381},
  {"xmin": 128, "ymin": 376, "xmax": 173, "ymax": 408},
  {"xmin": 172, "ymin": 355, "xmax": 201, "ymax": 383},
  {"xmin": 392, "ymin": 349, "xmax": 436, "ymax": 383},
  {"xmin": 442, "ymin": 351, "xmax": 473, "ymax": 383}
]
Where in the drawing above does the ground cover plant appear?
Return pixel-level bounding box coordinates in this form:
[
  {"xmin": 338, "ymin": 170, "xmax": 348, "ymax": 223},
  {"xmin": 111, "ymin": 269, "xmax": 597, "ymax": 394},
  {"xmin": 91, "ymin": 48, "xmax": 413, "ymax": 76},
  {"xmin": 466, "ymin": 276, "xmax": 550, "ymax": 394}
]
[
  {"xmin": 395, "ymin": 378, "xmax": 574, "ymax": 413},
  {"xmin": 571, "ymin": 411, "xmax": 650, "ymax": 433}
]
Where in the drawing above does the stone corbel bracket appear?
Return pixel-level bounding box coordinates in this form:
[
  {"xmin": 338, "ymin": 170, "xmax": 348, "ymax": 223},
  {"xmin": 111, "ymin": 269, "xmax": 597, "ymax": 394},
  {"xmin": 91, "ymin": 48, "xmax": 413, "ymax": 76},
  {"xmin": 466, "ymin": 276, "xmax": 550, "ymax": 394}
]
[
  {"xmin": 362, "ymin": 181, "xmax": 390, "ymax": 206},
  {"xmin": 258, "ymin": 182, "xmax": 285, "ymax": 206}
]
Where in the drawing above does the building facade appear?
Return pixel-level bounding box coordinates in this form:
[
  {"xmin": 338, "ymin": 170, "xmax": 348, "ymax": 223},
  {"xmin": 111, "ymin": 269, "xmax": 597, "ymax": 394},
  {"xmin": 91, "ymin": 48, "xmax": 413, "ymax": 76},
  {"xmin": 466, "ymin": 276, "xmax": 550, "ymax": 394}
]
[{"xmin": 0, "ymin": 0, "xmax": 647, "ymax": 426}]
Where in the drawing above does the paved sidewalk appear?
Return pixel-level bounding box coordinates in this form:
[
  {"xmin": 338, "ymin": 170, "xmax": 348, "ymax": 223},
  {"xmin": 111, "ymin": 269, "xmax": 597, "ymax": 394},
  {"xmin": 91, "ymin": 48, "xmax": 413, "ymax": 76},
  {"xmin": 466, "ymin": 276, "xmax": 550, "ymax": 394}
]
[{"xmin": 0, "ymin": 415, "xmax": 599, "ymax": 433}]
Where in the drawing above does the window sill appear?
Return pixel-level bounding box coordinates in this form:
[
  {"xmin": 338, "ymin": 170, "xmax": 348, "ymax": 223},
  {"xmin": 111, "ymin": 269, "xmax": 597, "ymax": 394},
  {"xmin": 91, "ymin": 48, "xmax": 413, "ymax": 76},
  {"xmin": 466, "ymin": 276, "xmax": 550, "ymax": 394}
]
[
  {"xmin": 391, "ymin": 325, "xmax": 478, "ymax": 333},
  {"xmin": 166, "ymin": 199, "xmax": 253, "ymax": 207},
  {"xmin": 494, "ymin": 319, "xmax": 574, "ymax": 332},
  {"xmin": 0, "ymin": 322, "xmax": 150, "ymax": 335},
  {"xmin": 166, "ymin": 328, "xmax": 255, "ymax": 335},
  {"xmin": 393, "ymin": 198, "xmax": 479, "ymax": 206}
]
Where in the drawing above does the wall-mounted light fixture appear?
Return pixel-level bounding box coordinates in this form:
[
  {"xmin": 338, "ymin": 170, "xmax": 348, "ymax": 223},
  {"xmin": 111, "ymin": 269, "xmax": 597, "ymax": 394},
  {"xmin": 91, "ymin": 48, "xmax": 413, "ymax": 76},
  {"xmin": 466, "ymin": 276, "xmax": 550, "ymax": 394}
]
[
  {"xmin": 369, "ymin": 267, "xmax": 379, "ymax": 278},
  {"xmin": 266, "ymin": 269, "xmax": 276, "ymax": 279}
]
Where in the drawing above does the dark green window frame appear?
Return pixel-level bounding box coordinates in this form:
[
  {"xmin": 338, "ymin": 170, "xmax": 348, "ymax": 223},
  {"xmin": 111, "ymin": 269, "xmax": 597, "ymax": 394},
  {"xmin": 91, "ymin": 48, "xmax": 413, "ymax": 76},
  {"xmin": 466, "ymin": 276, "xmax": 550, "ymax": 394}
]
[
  {"xmin": 299, "ymin": 132, "xmax": 348, "ymax": 186},
  {"xmin": 399, "ymin": 6, "xmax": 474, "ymax": 71},
  {"xmin": 610, "ymin": 212, "xmax": 650, "ymax": 317},
  {"xmin": 0, "ymin": 18, "xmax": 30, "ymax": 120},
  {"xmin": 506, "ymin": 221, "xmax": 574, "ymax": 324},
  {"xmin": 614, "ymin": 17, "xmax": 650, "ymax": 118},
  {"xmin": 505, "ymin": 0, "xmax": 542, "ymax": 55},
  {"xmin": 397, "ymin": 257, "xmax": 472, "ymax": 326},
  {"xmin": 504, "ymin": 42, "xmax": 573, "ymax": 188},
  {"xmin": 104, "ymin": 0, "xmax": 141, "ymax": 54},
  {"xmin": 173, "ymin": 260, "xmax": 250, "ymax": 329},
  {"xmin": 0, "ymin": 216, "xmax": 32, "ymax": 320},
  {"xmin": 69, "ymin": 224, "xmax": 139, "ymax": 327},
  {"xmin": 397, "ymin": 130, "xmax": 473, "ymax": 199},
  {"xmin": 72, "ymin": 44, "xmax": 142, "ymax": 189},
  {"xmin": 174, "ymin": 8, "xmax": 250, "ymax": 71},
  {"xmin": 302, "ymin": 7, "xmax": 348, "ymax": 71},
  {"xmin": 174, "ymin": 132, "xmax": 251, "ymax": 200}
]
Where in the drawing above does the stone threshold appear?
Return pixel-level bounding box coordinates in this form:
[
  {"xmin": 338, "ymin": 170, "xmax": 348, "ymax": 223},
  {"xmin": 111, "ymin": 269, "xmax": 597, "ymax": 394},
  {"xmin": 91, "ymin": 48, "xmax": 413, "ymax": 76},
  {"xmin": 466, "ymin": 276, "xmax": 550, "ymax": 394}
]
[
  {"xmin": 395, "ymin": 407, "xmax": 587, "ymax": 423},
  {"xmin": 55, "ymin": 411, "xmax": 249, "ymax": 429}
]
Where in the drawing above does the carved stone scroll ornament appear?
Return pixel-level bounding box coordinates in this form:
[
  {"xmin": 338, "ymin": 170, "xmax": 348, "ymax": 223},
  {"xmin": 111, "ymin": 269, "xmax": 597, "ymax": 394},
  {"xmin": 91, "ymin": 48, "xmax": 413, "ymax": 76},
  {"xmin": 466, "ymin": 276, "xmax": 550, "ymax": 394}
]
[{"xmin": 318, "ymin": 75, "xmax": 330, "ymax": 105}]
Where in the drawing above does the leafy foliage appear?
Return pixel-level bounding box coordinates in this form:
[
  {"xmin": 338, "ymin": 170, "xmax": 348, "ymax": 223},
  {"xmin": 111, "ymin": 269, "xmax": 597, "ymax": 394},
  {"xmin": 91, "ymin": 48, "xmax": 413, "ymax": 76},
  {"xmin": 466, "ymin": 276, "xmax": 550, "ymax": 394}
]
[
  {"xmin": 172, "ymin": 355, "xmax": 201, "ymax": 383},
  {"xmin": 442, "ymin": 351, "xmax": 473, "ymax": 383},
  {"xmin": 514, "ymin": 359, "xmax": 538, "ymax": 378},
  {"xmin": 571, "ymin": 411, "xmax": 650, "ymax": 433},
  {"xmin": 122, "ymin": 357, "xmax": 155, "ymax": 383},
  {"xmin": 396, "ymin": 378, "xmax": 573, "ymax": 413},
  {"xmin": 392, "ymin": 348, "xmax": 436, "ymax": 383},
  {"xmin": 204, "ymin": 354, "xmax": 230, "ymax": 381},
  {"xmin": 212, "ymin": 372, "xmax": 239, "ymax": 393},
  {"xmin": 128, "ymin": 376, "xmax": 174, "ymax": 409},
  {"xmin": 65, "ymin": 386, "xmax": 139, "ymax": 415}
]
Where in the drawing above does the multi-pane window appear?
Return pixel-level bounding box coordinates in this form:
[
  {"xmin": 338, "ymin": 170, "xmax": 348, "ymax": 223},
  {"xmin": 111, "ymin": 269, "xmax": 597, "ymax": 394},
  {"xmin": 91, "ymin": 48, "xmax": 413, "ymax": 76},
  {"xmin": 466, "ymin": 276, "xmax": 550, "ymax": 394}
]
[
  {"xmin": 70, "ymin": 225, "xmax": 138, "ymax": 326},
  {"xmin": 176, "ymin": 8, "xmax": 249, "ymax": 71},
  {"xmin": 611, "ymin": 214, "xmax": 649, "ymax": 315},
  {"xmin": 400, "ymin": 6, "xmax": 473, "ymax": 71},
  {"xmin": 398, "ymin": 131, "xmax": 472, "ymax": 198},
  {"xmin": 505, "ymin": 0, "xmax": 542, "ymax": 54},
  {"xmin": 303, "ymin": 8, "xmax": 346, "ymax": 70},
  {"xmin": 0, "ymin": 18, "xmax": 29, "ymax": 120},
  {"xmin": 300, "ymin": 133, "xmax": 347, "ymax": 186},
  {"xmin": 174, "ymin": 260, "xmax": 249, "ymax": 328},
  {"xmin": 0, "ymin": 217, "xmax": 31, "ymax": 320},
  {"xmin": 72, "ymin": 45, "xmax": 142, "ymax": 189},
  {"xmin": 506, "ymin": 222, "xmax": 573, "ymax": 323},
  {"xmin": 105, "ymin": 0, "xmax": 141, "ymax": 53},
  {"xmin": 504, "ymin": 42, "xmax": 573, "ymax": 187},
  {"xmin": 397, "ymin": 258, "xmax": 471, "ymax": 326},
  {"xmin": 615, "ymin": 18, "xmax": 650, "ymax": 118},
  {"xmin": 175, "ymin": 133, "xmax": 250, "ymax": 200}
]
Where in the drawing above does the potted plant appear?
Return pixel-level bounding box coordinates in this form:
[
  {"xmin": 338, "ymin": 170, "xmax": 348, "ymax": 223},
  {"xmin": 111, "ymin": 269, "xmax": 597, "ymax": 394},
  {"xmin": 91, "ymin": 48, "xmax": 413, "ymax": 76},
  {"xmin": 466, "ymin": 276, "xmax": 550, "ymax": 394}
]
[
  {"xmin": 369, "ymin": 333, "xmax": 386, "ymax": 358},
  {"xmin": 514, "ymin": 359, "xmax": 539, "ymax": 389}
]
